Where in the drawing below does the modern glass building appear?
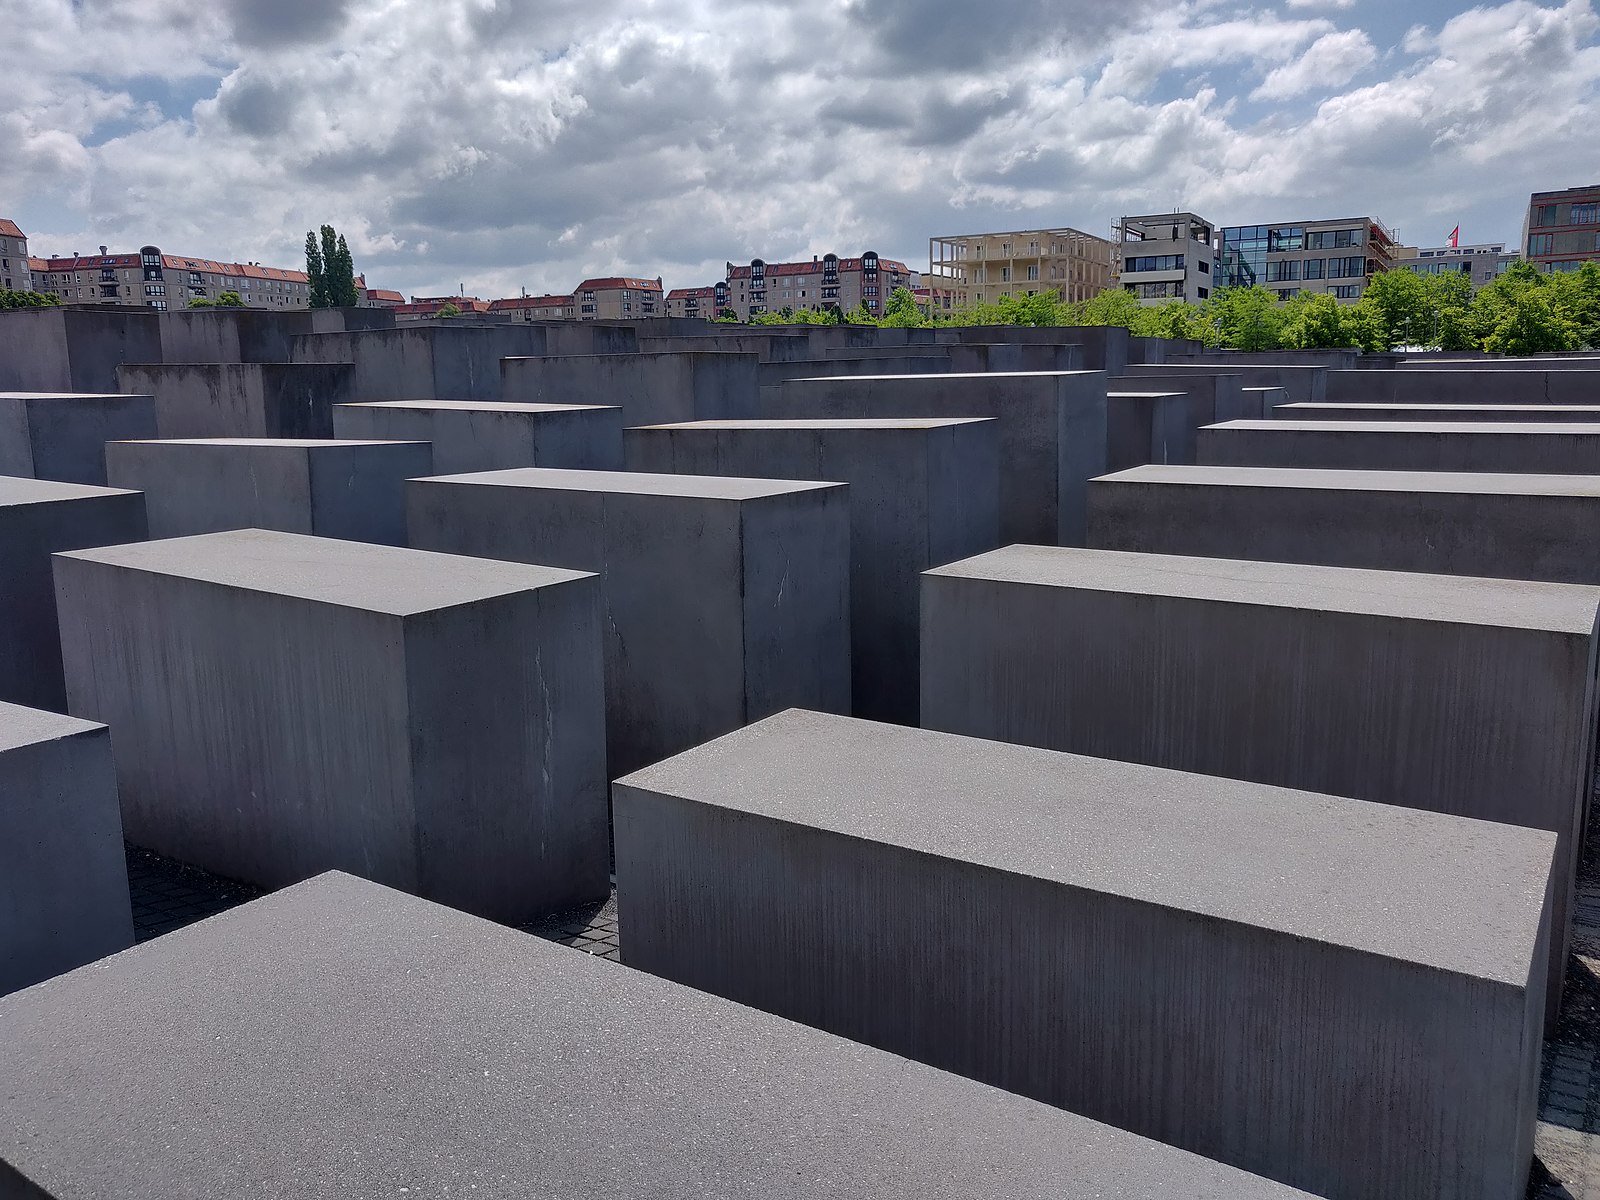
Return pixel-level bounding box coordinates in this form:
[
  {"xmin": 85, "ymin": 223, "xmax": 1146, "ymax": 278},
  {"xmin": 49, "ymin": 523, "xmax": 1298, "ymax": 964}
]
[{"xmin": 1218, "ymin": 217, "xmax": 1399, "ymax": 302}]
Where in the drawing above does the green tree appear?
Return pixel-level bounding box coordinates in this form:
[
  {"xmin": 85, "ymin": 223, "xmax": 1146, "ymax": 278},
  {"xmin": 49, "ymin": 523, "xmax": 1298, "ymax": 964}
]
[
  {"xmin": 880, "ymin": 286, "xmax": 925, "ymax": 328},
  {"xmin": 1073, "ymin": 288, "xmax": 1144, "ymax": 329},
  {"xmin": 332, "ymin": 234, "xmax": 359, "ymax": 307},
  {"xmin": 305, "ymin": 231, "xmax": 328, "ymax": 308},
  {"xmin": 843, "ymin": 301, "xmax": 877, "ymax": 325},
  {"xmin": 0, "ymin": 290, "xmax": 62, "ymax": 309},
  {"xmin": 216, "ymin": 290, "xmax": 245, "ymax": 307},
  {"xmin": 306, "ymin": 225, "xmax": 359, "ymax": 308},
  {"xmin": 1203, "ymin": 286, "xmax": 1284, "ymax": 351},
  {"xmin": 1547, "ymin": 263, "xmax": 1600, "ymax": 350},
  {"xmin": 1277, "ymin": 292, "xmax": 1350, "ymax": 349},
  {"xmin": 1483, "ymin": 289, "xmax": 1578, "ymax": 355},
  {"xmin": 187, "ymin": 297, "xmax": 215, "ymax": 308},
  {"xmin": 435, "ymin": 301, "xmax": 462, "ymax": 319},
  {"xmin": 1358, "ymin": 269, "xmax": 1436, "ymax": 350}
]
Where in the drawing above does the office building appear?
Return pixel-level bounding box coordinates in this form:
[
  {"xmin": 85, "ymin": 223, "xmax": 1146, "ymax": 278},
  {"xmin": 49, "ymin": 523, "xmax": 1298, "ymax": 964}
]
[
  {"xmin": 1396, "ymin": 240, "xmax": 1519, "ymax": 287},
  {"xmin": 723, "ymin": 253, "xmax": 913, "ymax": 321},
  {"xmin": 927, "ymin": 228, "xmax": 1112, "ymax": 312},
  {"xmin": 1523, "ymin": 185, "xmax": 1600, "ymax": 272},
  {"xmin": 1117, "ymin": 213, "xmax": 1219, "ymax": 304},
  {"xmin": 1219, "ymin": 217, "xmax": 1400, "ymax": 302}
]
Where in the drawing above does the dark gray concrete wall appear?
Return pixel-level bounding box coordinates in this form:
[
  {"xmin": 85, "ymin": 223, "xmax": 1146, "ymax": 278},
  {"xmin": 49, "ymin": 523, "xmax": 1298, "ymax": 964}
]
[
  {"xmin": 0, "ymin": 309, "xmax": 161, "ymax": 393},
  {"xmin": 1275, "ymin": 402, "xmax": 1600, "ymax": 422},
  {"xmin": 615, "ymin": 708, "xmax": 1551, "ymax": 1200},
  {"xmin": 625, "ymin": 419, "xmax": 1000, "ymax": 725},
  {"xmin": 1198, "ymin": 419, "xmax": 1600, "ymax": 473},
  {"xmin": 0, "ymin": 392, "xmax": 159, "ymax": 485},
  {"xmin": 117, "ymin": 362, "xmax": 357, "ymax": 438},
  {"xmin": 53, "ymin": 529, "xmax": 609, "ymax": 922},
  {"xmin": 642, "ymin": 333, "xmax": 812, "ymax": 362},
  {"xmin": 407, "ymin": 469, "xmax": 851, "ymax": 778},
  {"xmin": 935, "ymin": 325, "xmax": 1130, "ymax": 374},
  {"xmin": 0, "ymin": 702, "xmax": 133, "ymax": 996},
  {"xmin": 1325, "ymin": 369, "xmax": 1600, "ymax": 405},
  {"xmin": 291, "ymin": 325, "xmax": 551, "ymax": 400},
  {"xmin": 1123, "ymin": 362, "xmax": 1328, "ymax": 404},
  {"xmin": 333, "ymin": 400, "xmax": 624, "ymax": 474},
  {"xmin": 499, "ymin": 352, "xmax": 760, "ymax": 426},
  {"xmin": 921, "ymin": 545, "xmax": 1600, "ymax": 1024},
  {"xmin": 0, "ymin": 476, "xmax": 147, "ymax": 711},
  {"xmin": 757, "ymin": 356, "xmax": 952, "ymax": 388}
]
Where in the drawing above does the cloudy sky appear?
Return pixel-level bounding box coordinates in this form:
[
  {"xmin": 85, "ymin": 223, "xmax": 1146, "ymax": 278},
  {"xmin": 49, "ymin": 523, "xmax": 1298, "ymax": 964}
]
[{"xmin": 4, "ymin": 0, "xmax": 1597, "ymax": 299}]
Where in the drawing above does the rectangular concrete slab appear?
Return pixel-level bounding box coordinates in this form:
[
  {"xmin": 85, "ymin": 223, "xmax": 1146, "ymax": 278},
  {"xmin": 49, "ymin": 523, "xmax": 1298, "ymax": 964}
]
[
  {"xmin": 0, "ymin": 701, "xmax": 133, "ymax": 996},
  {"xmin": 0, "ymin": 392, "xmax": 159, "ymax": 485},
  {"xmin": 625, "ymin": 418, "xmax": 1000, "ymax": 724},
  {"xmin": 1326, "ymin": 368, "xmax": 1600, "ymax": 405},
  {"xmin": 0, "ymin": 308, "xmax": 161, "ymax": 393},
  {"xmin": 500, "ymin": 351, "xmax": 760, "ymax": 426},
  {"xmin": 762, "ymin": 371, "xmax": 1108, "ymax": 545},
  {"xmin": 290, "ymin": 324, "xmax": 551, "ymax": 400},
  {"xmin": 1276, "ymin": 402, "xmax": 1600, "ymax": 422},
  {"xmin": 0, "ymin": 870, "xmax": 1315, "ymax": 1199},
  {"xmin": 1122, "ymin": 362, "xmax": 1328, "ymax": 403},
  {"xmin": 407, "ymin": 467, "xmax": 851, "ymax": 779},
  {"xmin": 0, "ymin": 475, "xmax": 147, "ymax": 711},
  {"xmin": 1086, "ymin": 464, "xmax": 1600, "ymax": 584},
  {"xmin": 921, "ymin": 545, "xmax": 1600, "ymax": 1025},
  {"xmin": 52, "ymin": 529, "xmax": 608, "ymax": 921},
  {"xmin": 116, "ymin": 362, "xmax": 358, "ymax": 438},
  {"xmin": 332, "ymin": 399, "xmax": 623, "ymax": 474},
  {"xmin": 616, "ymin": 708, "xmax": 1551, "ymax": 1200},
  {"xmin": 104, "ymin": 438, "xmax": 431, "ymax": 545},
  {"xmin": 1199, "ymin": 419, "xmax": 1600, "ymax": 473}
]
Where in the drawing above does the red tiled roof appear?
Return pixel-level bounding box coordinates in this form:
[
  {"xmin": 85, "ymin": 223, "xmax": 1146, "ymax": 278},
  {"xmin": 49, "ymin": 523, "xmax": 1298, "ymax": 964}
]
[
  {"xmin": 365, "ymin": 289, "xmax": 405, "ymax": 304},
  {"xmin": 26, "ymin": 257, "xmax": 49, "ymax": 271},
  {"xmin": 0, "ymin": 219, "xmax": 25, "ymax": 240},
  {"xmin": 727, "ymin": 256, "xmax": 910, "ymax": 280},
  {"xmin": 32, "ymin": 250, "xmax": 308, "ymax": 284},
  {"xmin": 667, "ymin": 287, "xmax": 716, "ymax": 299},
  {"xmin": 574, "ymin": 276, "xmax": 662, "ymax": 292},
  {"xmin": 488, "ymin": 294, "xmax": 574, "ymax": 310}
]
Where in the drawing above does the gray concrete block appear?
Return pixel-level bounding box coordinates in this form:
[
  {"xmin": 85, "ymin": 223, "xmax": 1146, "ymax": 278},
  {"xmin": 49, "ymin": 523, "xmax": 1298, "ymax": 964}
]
[
  {"xmin": 0, "ymin": 308, "xmax": 162, "ymax": 393},
  {"xmin": 105, "ymin": 438, "xmax": 431, "ymax": 545},
  {"xmin": 1088, "ymin": 464, "xmax": 1600, "ymax": 584},
  {"xmin": 1123, "ymin": 362, "xmax": 1328, "ymax": 403},
  {"xmin": 332, "ymin": 399, "xmax": 623, "ymax": 474},
  {"xmin": 1105, "ymin": 391, "xmax": 1203, "ymax": 470},
  {"xmin": 1199, "ymin": 418, "xmax": 1600, "ymax": 473},
  {"xmin": 408, "ymin": 468, "xmax": 851, "ymax": 778},
  {"xmin": 499, "ymin": 351, "xmax": 760, "ymax": 426},
  {"xmin": 1326, "ymin": 368, "xmax": 1600, "ymax": 405},
  {"xmin": 937, "ymin": 325, "xmax": 1130, "ymax": 373},
  {"xmin": 0, "ymin": 476, "xmax": 147, "ymax": 711},
  {"xmin": 626, "ymin": 419, "xmax": 999, "ymax": 725},
  {"xmin": 921, "ymin": 545, "xmax": 1600, "ymax": 1024},
  {"xmin": 116, "ymin": 362, "xmax": 358, "ymax": 438},
  {"xmin": 290, "ymin": 324, "xmax": 551, "ymax": 400},
  {"xmin": 1276, "ymin": 401, "xmax": 1600, "ymax": 422},
  {"xmin": 757, "ymin": 355, "xmax": 953, "ymax": 388},
  {"xmin": 0, "ymin": 701, "xmax": 133, "ymax": 995},
  {"xmin": 53, "ymin": 529, "xmax": 608, "ymax": 921},
  {"xmin": 641, "ymin": 333, "xmax": 812, "ymax": 361},
  {"xmin": 616, "ymin": 708, "xmax": 1552, "ymax": 1200},
  {"xmin": 0, "ymin": 392, "xmax": 159, "ymax": 485},
  {"xmin": 0, "ymin": 870, "xmax": 1315, "ymax": 1199},
  {"xmin": 763, "ymin": 371, "xmax": 1108, "ymax": 545}
]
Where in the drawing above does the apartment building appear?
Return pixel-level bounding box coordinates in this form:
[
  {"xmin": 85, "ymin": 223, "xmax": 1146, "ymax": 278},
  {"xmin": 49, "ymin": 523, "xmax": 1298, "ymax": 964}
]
[
  {"xmin": 574, "ymin": 277, "xmax": 662, "ymax": 320},
  {"xmin": 362, "ymin": 288, "xmax": 406, "ymax": 308},
  {"xmin": 1219, "ymin": 217, "xmax": 1399, "ymax": 302},
  {"xmin": 927, "ymin": 228, "xmax": 1113, "ymax": 311},
  {"xmin": 1523, "ymin": 184, "xmax": 1600, "ymax": 272},
  {"xmin": 29, "ymin": 244, "xmax": 313, "ymax": 311},
  {"xmin": 1, "ymin": 219, "xmax": 29, "ymax": 291},
  {"xmin": 1117, "ymin": 213, "xmax": 1219, "ymax": 304},
  {"xmin": 723, "ymin": 252, "xmax": 913, "ymax": 321},
  {"xmin": 488, "ymin": 294, "xmax": 577, "ymax": 322},
  {"xmin": 666, "ymin": 286, "xmax": 717, "ymax": 319},
  {"xmin": 392, "ymin": 296, "xmax": 491, "ymax": 322},
  {"xmin": 1395, "ymin": 240, "xmax": 1519, "ymax": 288}
]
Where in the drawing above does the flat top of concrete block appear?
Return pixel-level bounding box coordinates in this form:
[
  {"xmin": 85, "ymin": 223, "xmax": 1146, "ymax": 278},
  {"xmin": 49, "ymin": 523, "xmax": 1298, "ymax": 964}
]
[
  {"xmin": 782, "ymin": 370, "xmax": 1098, "ymax": 383},
  {"xmin": 634, "ymin": 418, "xmax": 995, "ymax": 431},
  {"xmin": 420, "ymin": 467, "xmax": 844, "ymax": 500},
  {"xmin": 1208, "ymin": 419, "xmax": 1600, "ymax": 435},
  {"xmin": 620, "ymin": 710, "xmax": 1553, "ymax": 984},
  {"xmin": 55, "ymin": 528, "xmax": 591, "ymax": 617},
  {"xmin": 1126, "ymin": 364, "xmax": 1325, "ymax": 372},
  {"xmin": 502, "ymin": 351, "xmax": 753, "ymax": 362},
  {"xmin": 1095, "ymin": 463, "xmax": 1600, "ymax": 498},
  {"xmin": 338, "ymin": 400, "xmax": 616, "ymax": 414},
  {"xmin": 112, "ymin": 438, "xmax": 427, "ymax": 450},
  {"xmin": 0, "ymin": 392, "xmax": 142, "ymax": 401},
  {"xmin": 0, "ymin": 871, "xmax": 1311, "ymax": 1199},
  {"xmin": 0, "ymin": 475, "xmax": 139, "ymax": 507},
  {"xmin": 1282, "ymin": 402, "xmax": 1600, "ymax": 415},
  {"xmin": 0, "ymin": 700, "xmax": 104, "ymax": 754},
  {"xmin": 926, "ymin": 544, "xmax": 1600, "ymax": 635},
  {"xmin": 1107, "ymin": 391, "xmax": 1187, "ymax": 399}
]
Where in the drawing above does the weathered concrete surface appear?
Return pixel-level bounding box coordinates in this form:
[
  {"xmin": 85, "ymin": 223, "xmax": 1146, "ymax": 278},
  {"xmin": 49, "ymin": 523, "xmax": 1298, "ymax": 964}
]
[
  {"xmin": 0, "ymin": 701, "xmax": 133, "ymax": 995},
  {"xmin": 333, "ymin": 400, "xmax": 624, "ymax": 474},
  {"xmin": 290, "ymin": 324, "xmax": 552, "ymax": 400},
  {"xmin": 812, "ymin": 343, "xmax": 1085, "ymax": 372},
  {"xmin": 1325, "ymin": 370, "xmax": 1600, "ymax": 405},
  {"xmin": 762, "ymin": 371, "xmax": 1109, "ymax": 545},
  {"xmin": 1087, "ymin": 464, "xmax": 1600, "ymax": 585},
  {"xmin": 641, "ymin": 333, "xmax": 812, "ymax": 362},
  {"xmin": 921, "ymin": 545, "xmax": 1600, "ymax": 1025},
  {"xmin": 0, "ymin": 475, "xmax": 147, "ymax": 711},
  {"xmin": 1277, "ymin": 402, "xmax": 1600, "ymax": 422},
  {"xmin": 155, "ymin": 307, "xmax": 395, "ymax": 365},
  {"xmin": 105, "ymin": 438, "xmax": 431, "ymax": 545},
  {"xmin": 626, "ymin": 419, "xmax": 999, "ymax": 725},
  {"xmin": 409, "ymin": 468, "xmax": 851, "ymax": 778},
  {"xmin": 53, "ymin": 529, "xmax": 608, "ymax": 921},
  {"xmin": 0, "ymin": 392, "xmax": 159, "ymax": 484},
  {"xmin": 116, "ymin": 362, "xmax": 357, "ymax": 438},
  {"xmin": 0, "ymin": 871, "xmax": 1315, "ymax": 1199},
  {"xmin": 0, "ymin": 308, "xmax": 161, "ymax": 393},
  {"xmin": 757, "ymin": 355, "xmax": 954, "ymax": 388},
  {"xmin": 1199, "ymin": 419, "xmax": 1600, "ymax": 473},
  {"xmin": 936, "ymin": 325, "xmax": 1131, "ymax": 374},
  {"xmin": 1123, "ymin": 362, "xmax": 1328, "ymax": 404},
  {"xmin": 616, "ymin": 708, "xmax": 1552, "ymax": 1200},
  {"xmin": 500, "ymin": 352, "xmax": 760, "ymax": 426}
]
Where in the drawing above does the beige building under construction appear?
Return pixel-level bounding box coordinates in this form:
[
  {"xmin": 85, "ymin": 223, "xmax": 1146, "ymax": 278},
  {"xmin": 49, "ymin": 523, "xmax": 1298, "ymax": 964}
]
[{"xmin": 926, "ymin": 227, "xmax": 1113, "ymax": 313}]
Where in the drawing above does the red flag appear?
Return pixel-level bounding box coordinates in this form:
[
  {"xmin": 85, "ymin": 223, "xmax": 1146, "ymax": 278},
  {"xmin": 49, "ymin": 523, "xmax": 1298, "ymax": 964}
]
[{"xmin": 1447, "ymin": 225, "xmax": 1460, "ymax": 248}]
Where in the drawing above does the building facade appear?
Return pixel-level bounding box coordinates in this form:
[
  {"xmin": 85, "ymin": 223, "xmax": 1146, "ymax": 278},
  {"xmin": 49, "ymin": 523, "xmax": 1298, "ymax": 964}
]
[
  {"xmin": 1, "ymin": 219, "xmax": 29, "ymax": 292},
  {"xmin": 665, "ymin": 286, "xmax": 716, "ymax": 319},
  {"xmin": 488, "ymin": 294, "xmax": 577, "ymax": 322},
  {"xmin": 1395, "ymin": 241, "xmax": 1519, "ymax": 288},
  {"xmin": 927, "ymin": 228, "xmax": 1113, "ymax": 311},
  {"xmin": 1116, "ymin": 213, "xmax": 1218, "ymax": 304},
  {"xmin": 1219, "ymin": 217, "xmax": 1399, "ymax": 302},
  {"xmin": 721, "ymin": 253, "xmax": 912, "ymax": 321},
  {"xmin": 573, "ymin": 277, "xmax": 663, "ymax": 320},
  {"xmin": 1523, "ymin": 185, "xmax": 1600, "ymax": 272}
]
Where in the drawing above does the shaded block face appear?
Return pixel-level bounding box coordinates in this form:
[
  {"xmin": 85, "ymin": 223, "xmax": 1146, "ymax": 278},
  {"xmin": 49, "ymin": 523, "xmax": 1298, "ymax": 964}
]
[
  {"xmin": 105, "ymin": 438, "xmax": 432, "ymax": 545},
  {"xmin": 0, "ymin": 871, "xmax": 1319, "ymax": 1200},
  {"xmin": 0, "ymin": 392, "xmax": 159, "ymax": 485},
  {"xmin": 0, "ymin": 476, "xmax": 148, "ymax": 711},
  {"xmin": 332, "ymin": 400, "xmax": 623, "ymax": 474},
  {"xmin": 1326, "ymin": 368, "xmax": 1600, "ymax": 405},
  {"xmin": 1277, "ymin": 402, "xmax": 1600, "ymax": 422},
  {"xmin": 0, "ymin": 309, "xmax": 161, "ymax": 394},
  {"xmin": 1198, "ymin": 419, "xmax": 1600, "ymax": 473},
  {"xmin": 1086, "ymin": 465, "xmax": 1600, "ymax": 584},
  {"xmin": 499, "ymin": 352, "xmax": 760, "ymax": 426},
  {"xmin": 764, "ymin": 371, "xmax": 1107, "ymax": 546},
  {"xmin": 625, "ymin": 419, "xmax": 1000, "ymax": 725},
  {"xmin": 0, "ymin": 702, "xmax": 133, "ymax": 995},
  {"xmin": 1122, "ymin": 363, "xmax": 1327, "ymax": 404},
  {"xmin": 117, "ymin": 362, "xmax": 358, "ymax": 439},
  {"xmin": 291, "ymin": 325, "xmax": 550, "ymax": 400},
  {"xmin": 407, "ymin": 468, "xmax": 851, "ymax": 778},
  {"xmin": 615, "ymin": 709, "xmax": 1552, "ymax": 1200},
  {"xmin": 921, "ymin": 546, "xmax": 1600, "ymax": 1024},
  {"xmin": 52, "ymin": 529, "xmax": 608, "ymax": 922}
]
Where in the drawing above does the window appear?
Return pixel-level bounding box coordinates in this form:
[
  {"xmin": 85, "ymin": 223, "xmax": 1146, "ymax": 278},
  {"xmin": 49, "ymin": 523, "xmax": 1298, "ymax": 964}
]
[
  {"xmin": 1575, "ymin": 203, "xmax": 1600, "ymax": 225},
  {"xmin": 1332, "ymin": 284, "xmax": 1360, "ymax": 299},
  {"xmin": 1197, "ymin": 260, "xmax": 1209, "ymax": 274},
  {"xmin": 144, "ymin": 284, "xmax": 165, "ymax": 297},
  {"xmin": 1196, "ymin": 286, "xmax": 1209, "ymax": 299},
  {"xmin": 1126, "ymin": 254, "xmax": 1184, "ymax": 272},
  {"xmin": 1274, "ymin": 288, "xmax": 1299, "ymax": 300},
  {"xmin": 1303, "ymin": 258, "xmax": 1325, "ymax": 280},
  {"xmin": 1534, "ymin": 204, "xmax": 1559, "ymax": 226},
  {"xmin": 1026, "ymin": 264, "xmax": 1039, "ymax": 281},
  {"xmin": 1000, "ymin": 267, "xmax": 1011, "ymax": 282},
  {"xmin": 1327, "ymin": 255, "xmax": 1366, "ymax": 279},
  {"xmin": 1528, "ymin": 234, "xmax": 1554, "ymax": 256},
  {"xmin": 1266, "ymin": 260, "xmax": 1300, "ymax": 282},
  {"xmin": 1267, "ymin": 227, "xmax": 1303, "ymax": 252}
]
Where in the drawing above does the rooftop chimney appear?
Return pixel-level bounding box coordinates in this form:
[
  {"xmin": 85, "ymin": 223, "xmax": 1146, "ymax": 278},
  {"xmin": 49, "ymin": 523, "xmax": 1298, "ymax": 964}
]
[{"xmin": 99, "ymin": 245, "xmax": 107, "ymax": 255}]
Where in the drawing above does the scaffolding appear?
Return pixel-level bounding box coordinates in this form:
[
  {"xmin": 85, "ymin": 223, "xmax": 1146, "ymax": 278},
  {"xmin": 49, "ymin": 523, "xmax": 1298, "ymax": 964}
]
[{"xmin": 928, "ymin": 227, "xmax": 1114, "ymax": 310}]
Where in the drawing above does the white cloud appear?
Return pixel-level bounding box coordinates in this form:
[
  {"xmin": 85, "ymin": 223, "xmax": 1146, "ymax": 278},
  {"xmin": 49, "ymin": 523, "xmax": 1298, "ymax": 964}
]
[
  {"xmin": 1286, "ymin": 0, "xmax": 1357, "ymax": 9},
  {"xmin": 1251, "ymin": 29, "xmax": 1378, "ymax": 98}
]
